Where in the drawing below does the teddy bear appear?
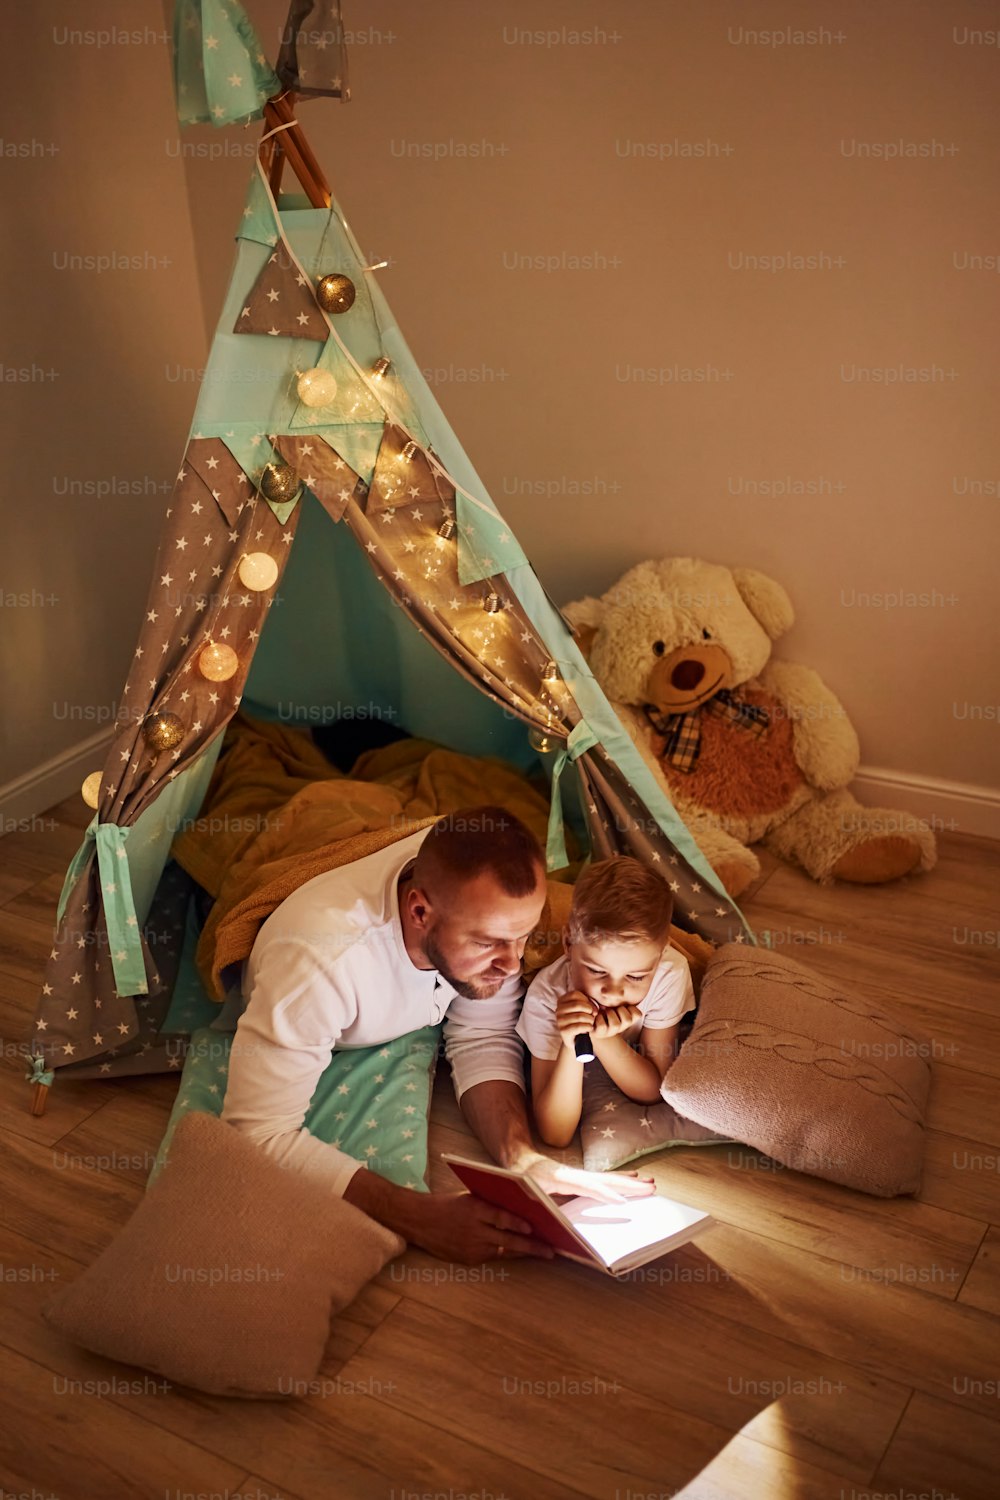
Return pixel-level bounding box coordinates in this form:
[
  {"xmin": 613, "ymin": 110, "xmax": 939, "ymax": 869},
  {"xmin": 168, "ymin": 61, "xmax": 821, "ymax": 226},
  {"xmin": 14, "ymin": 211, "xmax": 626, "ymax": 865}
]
[{"xmin": 564, "ymin": 556, "xmax": 936, "ymax": 898}]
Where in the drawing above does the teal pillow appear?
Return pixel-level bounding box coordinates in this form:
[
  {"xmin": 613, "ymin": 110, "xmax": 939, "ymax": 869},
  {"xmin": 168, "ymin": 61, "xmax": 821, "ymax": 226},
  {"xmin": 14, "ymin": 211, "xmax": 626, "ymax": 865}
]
[{"xmin": 149, "ymin": 1023, "xmax": 441, "ymax": 1191}]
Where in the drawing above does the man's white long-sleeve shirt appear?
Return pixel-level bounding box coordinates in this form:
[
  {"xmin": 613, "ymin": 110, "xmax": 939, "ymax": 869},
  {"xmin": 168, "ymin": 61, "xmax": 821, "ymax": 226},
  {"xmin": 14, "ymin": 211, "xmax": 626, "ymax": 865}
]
[{"xmin": 220, "ymin": 828, "xmax": 526, "ymax": 1195}]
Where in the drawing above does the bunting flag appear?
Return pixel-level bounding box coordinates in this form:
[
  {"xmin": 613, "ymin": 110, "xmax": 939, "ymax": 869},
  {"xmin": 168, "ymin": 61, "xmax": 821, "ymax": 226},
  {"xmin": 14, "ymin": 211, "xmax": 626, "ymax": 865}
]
[{"xmin": 276, "ymin": 0, "xmax": 350, "ymax": 99}]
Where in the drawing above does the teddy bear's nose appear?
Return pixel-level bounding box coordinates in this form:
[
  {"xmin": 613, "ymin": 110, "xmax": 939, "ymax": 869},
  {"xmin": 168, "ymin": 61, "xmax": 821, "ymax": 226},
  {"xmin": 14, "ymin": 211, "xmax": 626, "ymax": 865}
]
[{"xmin": 670, "ymin": 660, "xmax": 705, "ymax": 692}]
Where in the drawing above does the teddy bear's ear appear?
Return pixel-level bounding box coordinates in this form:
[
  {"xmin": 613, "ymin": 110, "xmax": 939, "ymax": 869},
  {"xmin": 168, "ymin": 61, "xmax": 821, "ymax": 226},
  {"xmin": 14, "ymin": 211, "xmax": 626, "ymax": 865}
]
[
  {"xmin": 730, "ymin": 567, "xmax": 795, "ymax": 640},
  {"xmin": 562, "ymin": 596, "xmax": 606, "ymax": 660}
]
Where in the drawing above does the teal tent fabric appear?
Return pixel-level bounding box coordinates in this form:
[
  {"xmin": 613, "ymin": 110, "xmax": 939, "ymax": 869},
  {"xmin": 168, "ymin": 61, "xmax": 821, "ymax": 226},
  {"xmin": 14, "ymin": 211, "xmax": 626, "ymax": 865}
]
[{"xmin": 173, "ymin": 0, "xmax": 280, "ymax": 127}]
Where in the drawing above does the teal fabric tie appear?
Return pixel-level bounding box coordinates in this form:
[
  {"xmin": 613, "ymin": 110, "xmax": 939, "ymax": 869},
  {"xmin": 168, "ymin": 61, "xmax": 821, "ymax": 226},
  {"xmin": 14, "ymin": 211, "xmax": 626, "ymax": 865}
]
[
  {"xmin": 545, "ymin": 720, "xmax": 600, "ymax": 871},
  {"xmin": 56, "ymin": 817, "xmax": 148, "ymax": 998},
  {"xmin": 174, "ymin": 0, "xmax": 281, "ymax": 128},
  {"xmin": 25, "ymin": 1055, "xmax": 54, "ymax": 1088}
]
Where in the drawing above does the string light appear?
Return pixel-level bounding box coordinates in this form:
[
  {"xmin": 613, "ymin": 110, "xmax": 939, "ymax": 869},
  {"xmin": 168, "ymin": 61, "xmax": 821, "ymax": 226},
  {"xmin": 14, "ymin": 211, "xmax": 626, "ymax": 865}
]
[
  {"xmin": 296, "ymin": 367, "xmax": 338, "ymax": 408},
  {"xmin": 81, "ymin": 771, "xmax": 102, "ymax": 808},
  {"xmin": 528, "ymin": 728, "xmax": 558, "ymax": 754},
  {"xmin": 436, "ymin": 516, "xmax": 456, "ymax": 543},
  {"xmin": 371, "ymin": 357, "xmax": 391, "ymax": 381},
  {"xmin": 198, "ymin": 641, "xmax": 239, "ymax": 681},
  {"xmin": 238, "ymin": 552, "xmax": 279, "ymax": 591},
  {"xmin": 400, "ymin": 440, "xmax": 419, "ymax": 462},
  {"xmin": 542, "ymin": 659, "xmax": 560, "ymax": 684},
  {"xmin": 258, "ymin": 462, "xmax": 301, "ymax": 504},
  {"xmin": 482, "ymin": 591, "xmax": 503, "ymax": 614}
]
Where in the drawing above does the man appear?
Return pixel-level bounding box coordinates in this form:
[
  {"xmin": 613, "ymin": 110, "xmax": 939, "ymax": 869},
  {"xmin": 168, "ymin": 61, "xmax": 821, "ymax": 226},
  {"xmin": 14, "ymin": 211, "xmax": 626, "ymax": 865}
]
[{"xmin": 221, "ymin": 804, "xmax": 653, "ymax": 1262}]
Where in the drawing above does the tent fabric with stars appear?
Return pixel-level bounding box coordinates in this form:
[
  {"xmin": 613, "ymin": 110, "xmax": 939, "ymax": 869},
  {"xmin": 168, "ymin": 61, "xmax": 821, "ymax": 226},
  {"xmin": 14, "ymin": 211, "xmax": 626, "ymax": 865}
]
[{"xmin": 27, "ymin": 146, "xmax": 756, "ymax": 1094}]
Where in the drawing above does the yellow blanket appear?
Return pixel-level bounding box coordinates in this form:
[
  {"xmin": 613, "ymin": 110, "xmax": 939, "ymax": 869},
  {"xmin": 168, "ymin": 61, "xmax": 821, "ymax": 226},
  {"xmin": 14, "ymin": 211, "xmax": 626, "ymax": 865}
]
[{"xmin": 171, "ymin": 714, "xmax": 712, "ymax": 1001}]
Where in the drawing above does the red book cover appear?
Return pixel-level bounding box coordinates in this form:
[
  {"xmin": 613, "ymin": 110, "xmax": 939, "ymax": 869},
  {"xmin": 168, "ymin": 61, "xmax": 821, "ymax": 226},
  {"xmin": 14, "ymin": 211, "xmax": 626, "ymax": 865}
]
[{"xmin": 444, "ymin": 1157, "xmax": 592, "ymax": 1262}]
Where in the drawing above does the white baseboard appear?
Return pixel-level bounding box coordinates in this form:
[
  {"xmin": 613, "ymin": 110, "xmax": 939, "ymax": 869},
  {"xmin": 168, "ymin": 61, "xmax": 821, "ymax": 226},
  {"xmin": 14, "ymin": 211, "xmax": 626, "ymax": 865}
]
[
  {"xmin": 853, "ymin": 765, "xmax": 1000, "ymax": 842},
  {"xmin": 0, "ymin": 730, "xmax": 114, "ymax": 831}
]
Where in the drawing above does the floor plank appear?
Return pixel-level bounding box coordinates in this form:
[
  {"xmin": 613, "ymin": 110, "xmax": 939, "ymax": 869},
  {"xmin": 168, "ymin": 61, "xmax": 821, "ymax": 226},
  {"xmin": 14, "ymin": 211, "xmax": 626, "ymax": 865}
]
[
  {"xmin": 376, "ymin": 1244, "xmax": 909, "ymax": 1483},
  {"xmin": 0, "ymin": 1344, "xmax": 248, "ymax": 1500},
  {"xmin": 873, "ymin": 1389, "xmax": 1000, "ymax": 1500},
  {"xmin": 958, "ymin": 1226, "xmax": 1000, "ymax": 1317}
]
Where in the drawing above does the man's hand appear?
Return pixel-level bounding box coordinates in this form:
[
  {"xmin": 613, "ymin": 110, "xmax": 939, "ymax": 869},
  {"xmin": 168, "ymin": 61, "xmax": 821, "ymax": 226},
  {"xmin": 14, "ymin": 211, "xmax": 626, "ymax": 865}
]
[
  {"xmin": 405, "ymin": 1191, "xmax": 555, "ymax": 1264},
  {"xmin": 521, "ymin": 1154, "xmax": 656, "ymax": 1205}
]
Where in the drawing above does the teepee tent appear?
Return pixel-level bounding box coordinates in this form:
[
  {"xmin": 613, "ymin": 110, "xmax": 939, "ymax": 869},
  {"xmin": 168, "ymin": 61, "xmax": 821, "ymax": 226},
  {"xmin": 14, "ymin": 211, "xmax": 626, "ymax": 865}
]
[{"xmin": 25, "ymin": 0, "xmax": 754, "ymax": 1103}]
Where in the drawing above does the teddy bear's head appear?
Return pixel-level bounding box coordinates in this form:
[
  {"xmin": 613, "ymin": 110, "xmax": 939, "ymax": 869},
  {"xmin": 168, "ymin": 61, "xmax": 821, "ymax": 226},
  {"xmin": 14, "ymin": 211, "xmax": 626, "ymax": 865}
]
[{"xmin": 565, "ymin": 557, "xmax": 794, "ymax": 720}]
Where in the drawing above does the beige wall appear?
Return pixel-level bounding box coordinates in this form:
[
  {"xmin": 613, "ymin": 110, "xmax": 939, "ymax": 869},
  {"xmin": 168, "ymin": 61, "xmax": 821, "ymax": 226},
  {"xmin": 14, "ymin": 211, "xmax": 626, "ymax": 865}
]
[
  {"xmin": 0, "ymin": 0, "xmax": 208, "ymax": 791},
  {"xmin": 4, "ymin": 0, "xmax": 998, "ymax": 807}
]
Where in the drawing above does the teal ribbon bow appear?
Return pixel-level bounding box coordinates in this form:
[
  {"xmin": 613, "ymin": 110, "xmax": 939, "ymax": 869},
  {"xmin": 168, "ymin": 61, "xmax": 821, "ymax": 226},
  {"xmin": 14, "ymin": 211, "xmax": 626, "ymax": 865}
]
[
  {"xmin": 56, "ymin": 817, "xmax": 148, "ymax": 998},
  {"xmin": 545, "ymin": 720, "xmax": 600, "ymax": 871},
  {"xmin": 25, "ymin": 1054, "xmax": 54, "ymax": 1088},
  {"xmin": 174, "ymin": 0, "xmax": 281, "ymax": 128}
]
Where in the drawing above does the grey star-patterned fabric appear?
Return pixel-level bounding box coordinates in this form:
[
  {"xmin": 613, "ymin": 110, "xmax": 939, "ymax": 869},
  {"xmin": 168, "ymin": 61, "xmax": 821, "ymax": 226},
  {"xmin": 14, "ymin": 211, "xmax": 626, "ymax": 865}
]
[
  {"xmin": 234, "ymin": 241, "xmax": 329, "ymax": 339},
  {"xmin": 272, "ymin": 433, "xmax": 363, "ymax": 523},
  {"xmin": 579, "ymin": 1055, "xmax": 733, "ymax": 1173},
  {"xmin": 30, "ymin": 439, "xmax": 301, "ymax": 1068},
  {"xmin": 275, "ymin": 0, "xmax": 349, "ymax": 100},
  {"xmin": 368, "ymin": 424, "xmax": 457, "ymax": 513}
]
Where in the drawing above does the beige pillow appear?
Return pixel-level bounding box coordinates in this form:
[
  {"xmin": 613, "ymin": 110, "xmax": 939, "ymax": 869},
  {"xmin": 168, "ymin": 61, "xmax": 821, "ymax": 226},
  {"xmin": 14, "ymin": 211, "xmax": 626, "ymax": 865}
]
[
  {"xmin": 43, "ymin": 1111, "xmax": 405, "ymax": 1397},
  {"xmin": 661, "ymin": 944, "xmax": 934, "ymax": 1197}
]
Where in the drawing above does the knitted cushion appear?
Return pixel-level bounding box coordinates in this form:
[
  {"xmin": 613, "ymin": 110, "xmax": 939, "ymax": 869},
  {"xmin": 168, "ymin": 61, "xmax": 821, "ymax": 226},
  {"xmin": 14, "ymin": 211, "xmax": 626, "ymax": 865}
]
[
  {"xmin": 661, "ymin": 944, "xmax": 933, "ymax": 1197},
  {"xmin": 43, "ymin": 1112, "xmax": 404, "ymax": 1398}
]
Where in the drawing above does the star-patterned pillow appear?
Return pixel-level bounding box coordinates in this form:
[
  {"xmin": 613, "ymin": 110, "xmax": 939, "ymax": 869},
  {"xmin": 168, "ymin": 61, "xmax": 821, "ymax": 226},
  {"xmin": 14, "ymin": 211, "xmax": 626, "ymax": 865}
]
[
  {"xmin": 148, "ymin": 1024, "xmax": 441, "ymax": 1192},
  {"xmin": 579, "ymin": 1057, "xmax": 733, "ymax": 1173}
]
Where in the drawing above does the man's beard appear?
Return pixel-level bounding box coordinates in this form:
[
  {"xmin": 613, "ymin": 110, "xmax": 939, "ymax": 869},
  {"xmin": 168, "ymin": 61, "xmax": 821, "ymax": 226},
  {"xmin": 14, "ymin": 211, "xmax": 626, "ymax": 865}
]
[{"xmin": 423, "ymin": 930, "xmax": 508, "ymax": 1000}]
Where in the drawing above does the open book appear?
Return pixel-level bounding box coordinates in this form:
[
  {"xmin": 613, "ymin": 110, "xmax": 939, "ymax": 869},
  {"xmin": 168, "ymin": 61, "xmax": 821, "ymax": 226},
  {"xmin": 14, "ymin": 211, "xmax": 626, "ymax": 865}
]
[{"xmin": 444, "ymin": 1153, "xmax": 713, "ymax": 1277}]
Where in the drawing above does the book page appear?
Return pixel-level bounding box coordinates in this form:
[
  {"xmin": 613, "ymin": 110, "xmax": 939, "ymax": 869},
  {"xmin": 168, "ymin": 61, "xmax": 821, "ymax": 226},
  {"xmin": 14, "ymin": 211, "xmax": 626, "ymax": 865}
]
[{"xmin": 560, "ymin": 1194, "xmax": 710, "ymax": 1270}]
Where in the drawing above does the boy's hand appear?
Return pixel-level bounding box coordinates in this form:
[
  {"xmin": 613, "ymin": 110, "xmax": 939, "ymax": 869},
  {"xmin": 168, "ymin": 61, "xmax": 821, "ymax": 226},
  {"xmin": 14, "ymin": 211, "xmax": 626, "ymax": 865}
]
[
  {"xmin": 555, "ymin": 989, "xmax": 599, "ymax": 1049},
  {"xmin": 592, "ymin": 1002, "xmax": 642, "ymax": 1041}
]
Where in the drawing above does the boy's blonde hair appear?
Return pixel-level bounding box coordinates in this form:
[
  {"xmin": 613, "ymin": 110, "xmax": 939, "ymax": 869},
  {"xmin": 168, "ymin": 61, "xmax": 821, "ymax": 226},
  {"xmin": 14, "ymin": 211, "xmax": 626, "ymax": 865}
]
[{"xmin": 566, "ymin": 856, "xmax": 673, "ymax": 947}]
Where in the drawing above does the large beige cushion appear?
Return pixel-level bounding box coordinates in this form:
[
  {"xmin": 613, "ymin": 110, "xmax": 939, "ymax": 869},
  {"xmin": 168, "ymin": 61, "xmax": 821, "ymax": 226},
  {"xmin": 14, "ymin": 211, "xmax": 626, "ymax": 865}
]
[
  {"xmin": 661, "ymin": 944, "xmax": 934, "ymax": 1197},
  {"xmin": 43, "ymin": 1111, "xmax": 405, "ymax": 1397}
]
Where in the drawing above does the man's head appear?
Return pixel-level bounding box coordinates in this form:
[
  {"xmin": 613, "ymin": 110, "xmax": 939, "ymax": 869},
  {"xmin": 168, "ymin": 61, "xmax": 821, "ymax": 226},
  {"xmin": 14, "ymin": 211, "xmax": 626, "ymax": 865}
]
[
  {"xmin": 401, "ymin": 806, "xmax": 547, "ymax": 999},
  {"xmin": 564, "ymin": 856, "xmax": 673, "ymax": 1008}
]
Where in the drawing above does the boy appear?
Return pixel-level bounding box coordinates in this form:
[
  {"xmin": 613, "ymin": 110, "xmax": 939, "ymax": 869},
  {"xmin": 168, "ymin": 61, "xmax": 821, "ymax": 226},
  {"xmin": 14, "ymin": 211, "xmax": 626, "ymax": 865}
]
[{"xmin": 516, "ymin": 856, "xmax": 694, "ymax": 1148}]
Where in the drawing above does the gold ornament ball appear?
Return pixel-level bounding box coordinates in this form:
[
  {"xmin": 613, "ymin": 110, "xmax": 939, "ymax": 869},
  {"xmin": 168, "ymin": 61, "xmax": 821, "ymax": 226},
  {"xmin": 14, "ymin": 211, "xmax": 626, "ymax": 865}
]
[
  {"xmin": 81, "ymin": 771, "xmax": 103, "ymax": 808},
  {"xmin": 296, "ymin": 367, "xmax": 338, "ymax": 408},
  {"xmin": 316, "ymin": 273, "xmax": 356, "ymax": 314},
  {"xmin": 259, "ymin": 462, "xmax": 301, "ymax": 504},
  {"xmin": 239, "ymin": 551, "xmax": 279, "ymax": 591},
  {"xmin": 142, "ymin": 711, "xmax": 185, "ymax": 754},
  {"xmin": 198, "ymin": 642, "xmax": 239, "ymax": 682}
]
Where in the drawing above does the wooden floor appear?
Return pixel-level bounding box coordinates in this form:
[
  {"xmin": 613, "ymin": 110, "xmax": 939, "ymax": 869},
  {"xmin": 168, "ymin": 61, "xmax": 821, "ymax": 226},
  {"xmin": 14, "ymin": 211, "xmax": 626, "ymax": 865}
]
[{"xmin": 1, "ymin": 794, "xmax": 998, "ymax": 1500}]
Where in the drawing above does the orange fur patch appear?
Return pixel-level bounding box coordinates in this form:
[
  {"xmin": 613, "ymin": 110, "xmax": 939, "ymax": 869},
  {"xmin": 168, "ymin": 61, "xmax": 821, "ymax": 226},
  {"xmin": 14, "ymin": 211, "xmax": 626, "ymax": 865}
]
[{"xmin": 655, "ymin": 687, "xmax": 805, "ymax": 818}]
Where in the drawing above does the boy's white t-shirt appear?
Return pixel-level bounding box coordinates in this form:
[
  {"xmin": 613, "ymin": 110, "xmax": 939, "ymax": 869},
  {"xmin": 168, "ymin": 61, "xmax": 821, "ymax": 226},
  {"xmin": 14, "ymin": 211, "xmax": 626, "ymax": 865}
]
[{"xmin": 515, "ymin": 949, "xmax": 695, "ymax": 1060}]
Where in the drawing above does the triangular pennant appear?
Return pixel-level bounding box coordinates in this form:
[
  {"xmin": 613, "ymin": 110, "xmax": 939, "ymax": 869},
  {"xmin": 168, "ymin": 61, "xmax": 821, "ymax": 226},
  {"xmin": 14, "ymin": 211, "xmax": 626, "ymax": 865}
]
[
  {"xmin": 236, "ymin": 171, "xmax": 281, "ymax": 249},
  {"xmin": 287, "ymin": 336, "xmax": 382, "ymax": 430},
  {"xmin": 368, "ymin": 424, "xmax": 456, "ymax": 512},
  {"xmin": 184, "ymin": 438, "xmax": 252, "ymax": 527},
  {"xmin": 173, "ymin": 0, "xmax": 280, "ymax": 128},
  {"xmin": 276, "ymin": 0, "xmax": 349, "ymax": 99},
  {"xmin": 455, "ymin": 491, "xmax": 530, "ymax": 585},
  {"xmin": 235, "ymin": 241, "xmax": 329, "ymax": 339},
  {"xmin": 272, "ymin": 435, "xmax": 363, "ymax": 522}
]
